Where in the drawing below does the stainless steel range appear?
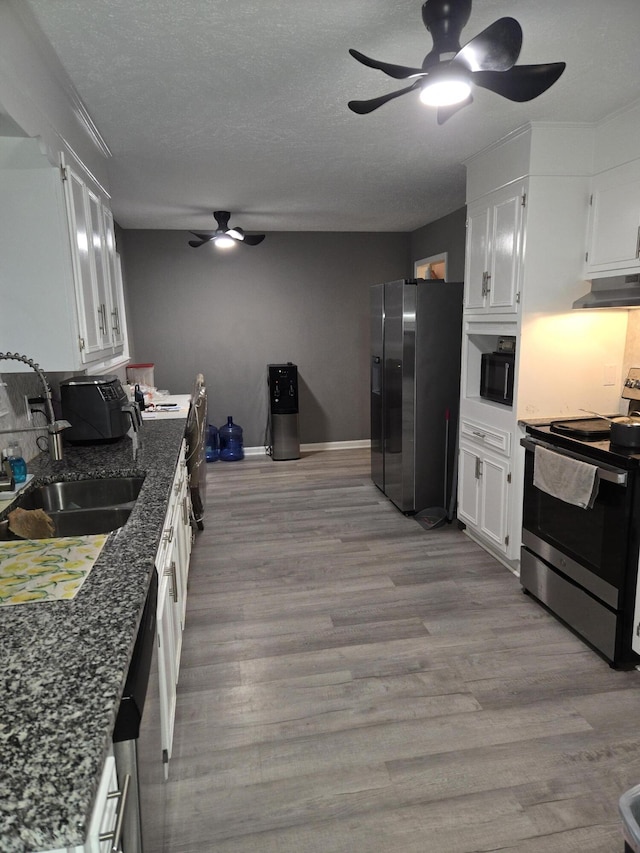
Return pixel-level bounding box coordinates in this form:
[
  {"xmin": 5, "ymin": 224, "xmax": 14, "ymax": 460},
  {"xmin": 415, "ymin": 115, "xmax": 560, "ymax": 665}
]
[{"xmin": 520, "ymin": 370, "xmax": 640, "ymax": 667}]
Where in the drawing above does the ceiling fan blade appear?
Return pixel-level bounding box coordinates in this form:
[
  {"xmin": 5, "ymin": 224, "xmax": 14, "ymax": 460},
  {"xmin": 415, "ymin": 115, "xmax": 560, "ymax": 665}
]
[
  {"xmin": 472, "ymin": 62, "xmax": 566, "ymax": 102},
  {"xmin": 349, "ymin": 48, "xmax": 424, "ymax": 80},
  {"xmin": 242, "ymin": 234, "xmax": 265, "ymax": 246},
  {"xmin": 437, "ymin": 94, "xmax": 474, "ymax": 125},
  {"xmin": 348, "ymin": 81, "xmax": 421, "ymax": 115},
  {"xmin": 188, "ymin": 232, "xmax": 214, "ymax": 247},
  {"xmin": 455, "ymin": 17, "xmax": 522, "ymax": 72}
]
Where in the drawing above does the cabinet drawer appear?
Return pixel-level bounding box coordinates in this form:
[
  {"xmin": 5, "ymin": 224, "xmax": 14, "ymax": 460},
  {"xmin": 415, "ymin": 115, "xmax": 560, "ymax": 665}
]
[{"xmin": 460, "ymin": 418, "xmax": 511, "ymax": 455}]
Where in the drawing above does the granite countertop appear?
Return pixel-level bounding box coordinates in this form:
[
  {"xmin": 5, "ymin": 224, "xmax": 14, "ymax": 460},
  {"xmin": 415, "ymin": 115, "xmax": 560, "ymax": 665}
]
[{"xmin": 0, "ymin": 417, "xmax": 187, "ymax": 853}]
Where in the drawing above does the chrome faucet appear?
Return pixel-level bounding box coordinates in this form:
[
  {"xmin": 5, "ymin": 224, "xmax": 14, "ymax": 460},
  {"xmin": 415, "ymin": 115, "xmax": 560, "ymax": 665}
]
[{"xmin": 0, "ymin": 352, "xmax": 71, "ymax": 461}]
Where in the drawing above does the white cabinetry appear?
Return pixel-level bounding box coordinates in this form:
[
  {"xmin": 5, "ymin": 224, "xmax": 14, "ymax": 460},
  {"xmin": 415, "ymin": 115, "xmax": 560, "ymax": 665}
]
[
  {"xmin": 156, "ymin": 441, "xmax": 192, "ymax": 776},
  {"xmin": 458, "ymin": 419, "xmax": 511, "ymax": 556},
  {"xmin": 464, "ymin": 183, "xmax": 524, "ymax": 314},
  {"xmin": 585, "ymin": 159, "xmax": 640, "ymax": 275},
  {"xmin": 39, "ymin": 753, "xmax": 126, "ymax": 853},
  {"xmin": 0, "ymin": 138, "xmax": 127, "ymax": 372},
  {"xmin": 458, "ymin": 123, "xmax": 624, "ymax": 570},
  {"xmin": 64, "ymin": 166, "xmax": 127, "ymax": 365}
]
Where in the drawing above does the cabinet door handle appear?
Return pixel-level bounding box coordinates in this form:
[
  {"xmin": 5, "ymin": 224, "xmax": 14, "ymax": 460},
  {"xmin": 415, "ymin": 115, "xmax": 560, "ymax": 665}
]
[
  {"xmin": 504, "ymin": 363, "xmax": 510, "ymax": 400},
  {"xmin": 111, "ymin": 307, "xmax": 120, "ymax": 335},
  {"xmin": 475, "ymin": 457, "xmax": 482, "ymax": 479},
  {"xmin": 97, "ymin": 304, "xmax": 106, "ymax": 334},
  {"xmin": 165, "ymin": 561, "xmax": 178, "ymax": 601},
  {"xmin": 163, "ymin": 525, "xmax": 174, "ymax": 544},
  {"xmin": 481, "ymin": 271, "xmax": 491, "ymax": 297},
  {"xmin": 99, "ymin": 772, "xmax": 130, "ymax": 852},
  {"xmin": 472, "ymin": 430, "xmax": 486, "ymax": 439},
  {"xmin": 636, "ymin": 225, "xmax": 640, "ymax": 259}
]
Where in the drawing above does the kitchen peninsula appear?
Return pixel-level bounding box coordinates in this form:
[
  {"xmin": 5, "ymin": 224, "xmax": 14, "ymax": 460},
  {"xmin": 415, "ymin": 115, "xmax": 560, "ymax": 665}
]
[{"xmin": 0, "ymin": 415, "xmax": 188, "ymax": 852}]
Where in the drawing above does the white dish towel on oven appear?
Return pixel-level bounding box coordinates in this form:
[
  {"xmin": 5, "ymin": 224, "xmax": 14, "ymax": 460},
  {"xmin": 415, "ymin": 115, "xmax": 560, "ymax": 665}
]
[{"xmin": 533, "ymin": 445, "xmax": 600, "ymax": 509}]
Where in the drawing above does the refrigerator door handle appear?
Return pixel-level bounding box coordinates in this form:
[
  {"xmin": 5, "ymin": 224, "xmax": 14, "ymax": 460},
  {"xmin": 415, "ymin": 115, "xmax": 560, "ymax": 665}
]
[{"xmin": 371, "ymin": 356, "xmax": 382, "ymax": 395}]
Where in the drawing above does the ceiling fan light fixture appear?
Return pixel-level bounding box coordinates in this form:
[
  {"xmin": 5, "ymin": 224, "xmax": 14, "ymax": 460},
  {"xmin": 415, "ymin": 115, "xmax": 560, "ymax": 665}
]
[
  {"xmin": 347, "ymin": 1, "xmax": 563, "ymax": 120},
  {"xmin": 213, "ymin": 234, "xmax": 236, "ymax": 249},
  {"xmin": 419, "ymin": 66, "xmax": 471, "ymax": 106}
]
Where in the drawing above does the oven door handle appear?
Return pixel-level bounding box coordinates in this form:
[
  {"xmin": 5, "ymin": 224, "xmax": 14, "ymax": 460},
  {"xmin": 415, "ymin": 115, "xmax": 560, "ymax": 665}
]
[{"xmin": 521, "ymin": 436, "xmax": 628, "ymax": 486}]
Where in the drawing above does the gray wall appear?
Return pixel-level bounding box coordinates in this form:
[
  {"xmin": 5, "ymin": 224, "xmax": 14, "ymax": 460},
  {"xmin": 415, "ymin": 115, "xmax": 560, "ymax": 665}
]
[
  {"xmin": 410, "ymin": 207, "xmax": 467, "ymax": 282},
  {"xmin": 120, "ymin": 230, "xmax": 409, "ymax": 447}
]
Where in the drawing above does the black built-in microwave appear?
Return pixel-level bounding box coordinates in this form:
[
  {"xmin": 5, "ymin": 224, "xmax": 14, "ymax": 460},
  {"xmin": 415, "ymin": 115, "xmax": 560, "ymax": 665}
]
[{"xmin": 480, "ymin": 340, "xmax": 515, "ymax": 406}]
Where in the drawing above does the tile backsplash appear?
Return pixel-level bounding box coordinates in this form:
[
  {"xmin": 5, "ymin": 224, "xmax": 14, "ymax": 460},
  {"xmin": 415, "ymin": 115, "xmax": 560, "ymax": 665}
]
[{"xmin": 0, "ymin": 371, "xmax": 74, "ymax": 462}]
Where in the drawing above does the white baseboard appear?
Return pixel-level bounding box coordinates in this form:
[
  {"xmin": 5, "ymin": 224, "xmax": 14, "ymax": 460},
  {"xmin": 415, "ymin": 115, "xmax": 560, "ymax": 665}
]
[{"xmin": 243, "ymin": 439, "xmax": 371, "ymax": 457}]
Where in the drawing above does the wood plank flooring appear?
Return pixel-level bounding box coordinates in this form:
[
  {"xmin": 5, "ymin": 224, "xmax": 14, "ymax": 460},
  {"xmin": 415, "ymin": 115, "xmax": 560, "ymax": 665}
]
[{"xmin": 142, "ymin": 448, "xmax": 640, "ymax": 852}]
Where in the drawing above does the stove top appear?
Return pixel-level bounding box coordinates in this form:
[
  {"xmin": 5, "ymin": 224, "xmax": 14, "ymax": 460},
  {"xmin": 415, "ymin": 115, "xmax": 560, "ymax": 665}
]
[
  {"xmin": 525, "ymin": 417, "xmax": 640, "ymax": 469},
  {"xmin": 550, "ymin": 417, "xmax": 611, "ymax": 439}
]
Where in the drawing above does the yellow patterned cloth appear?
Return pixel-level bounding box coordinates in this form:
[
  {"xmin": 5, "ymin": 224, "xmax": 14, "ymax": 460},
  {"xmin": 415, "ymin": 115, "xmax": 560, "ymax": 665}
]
[{"xmin": 0, "ymin": 535, "xmax": 108, "ymax": 606}]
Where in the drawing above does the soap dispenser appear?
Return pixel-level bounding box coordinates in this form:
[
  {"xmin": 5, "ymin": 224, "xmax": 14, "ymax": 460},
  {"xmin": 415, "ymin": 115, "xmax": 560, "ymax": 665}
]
[{"xmin": 6, "ymin": 444, "xmax": 27, "ymax": 484}]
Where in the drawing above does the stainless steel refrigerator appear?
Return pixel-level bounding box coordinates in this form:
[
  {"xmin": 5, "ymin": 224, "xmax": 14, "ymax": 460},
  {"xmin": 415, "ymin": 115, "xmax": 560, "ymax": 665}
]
[{"xmin": 370, "ymin": 278, "xmax": 463, "ymax": 514}]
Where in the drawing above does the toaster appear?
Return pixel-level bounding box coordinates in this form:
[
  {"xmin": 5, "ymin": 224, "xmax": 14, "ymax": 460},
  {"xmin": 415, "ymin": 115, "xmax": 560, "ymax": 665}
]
[{"xmin": 61, "ymin": 375, "xmax": 134, "ymax": 443}]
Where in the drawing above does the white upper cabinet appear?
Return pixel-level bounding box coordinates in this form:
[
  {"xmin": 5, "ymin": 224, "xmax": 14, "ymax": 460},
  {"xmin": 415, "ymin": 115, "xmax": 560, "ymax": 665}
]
[
  {"xmin": 103, "ymin": 213, "xmax": 127, "ymax": 351},
  {"xmin": 585, "ymin": 159, "xmax": 640, "ymax": 275},
  {"xmin": 85, "ymin": 186, "xmax": 113, "ymax": 354},
  {"xmin": 65, "ymin": 171, "xmax": 126, "ymax": 363},
  {"xmin": 0, "ymin": 138, "xmax": 127, "ymax": 372},
  {"xmin": 464, "ymin": 182, "xmax": 524, "ymax": 314}
]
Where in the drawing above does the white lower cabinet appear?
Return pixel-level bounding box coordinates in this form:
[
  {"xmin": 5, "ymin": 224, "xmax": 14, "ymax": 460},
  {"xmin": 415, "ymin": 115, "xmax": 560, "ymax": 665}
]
[
  {"xmin": 40, "ymin": 753, "xmax": 125, "ymax": 853},
  {"xmin": 458, "ymin": 420, "xmax": 511, "ymax": 558},
  {"xmin": 157, "ymin": 545, "xmax": 178, "ymax": 777},
  {"xmin": 155, "ymin": 442, "xmax": 192, "ymax": 777}
]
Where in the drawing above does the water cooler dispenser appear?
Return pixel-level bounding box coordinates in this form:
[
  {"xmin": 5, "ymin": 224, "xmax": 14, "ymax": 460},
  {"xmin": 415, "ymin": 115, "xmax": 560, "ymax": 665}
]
[{"xmin": 268, "ymin": 363, "xmax": 300, "ymax": 461}]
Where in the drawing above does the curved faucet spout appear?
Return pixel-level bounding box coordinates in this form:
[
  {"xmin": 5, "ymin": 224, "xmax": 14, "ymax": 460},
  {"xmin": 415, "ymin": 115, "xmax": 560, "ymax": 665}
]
[{"xmin": 0, "ymin": 352, "xmax": 70, "ymax": 461}]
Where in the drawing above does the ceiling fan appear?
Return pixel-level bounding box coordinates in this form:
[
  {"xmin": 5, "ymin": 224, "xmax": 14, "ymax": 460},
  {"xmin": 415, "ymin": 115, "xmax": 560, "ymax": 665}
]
[
  {"xmin": 188, "ymin": 211, "xmax": 265, "ymax": 249},
  {"xmin": 347, "ymin": 0, "xmax": 566, "ymax": 124}
]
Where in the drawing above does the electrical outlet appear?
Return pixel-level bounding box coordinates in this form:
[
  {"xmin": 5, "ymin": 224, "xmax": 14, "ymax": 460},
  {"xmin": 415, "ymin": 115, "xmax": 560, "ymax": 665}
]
[
  {"xmin": 603, "ymin": 364, "xmax": 617, "ymax": 386},
  {"xmin": 24, "ymin": 394, "xmax": 32, "ymax": 423}
]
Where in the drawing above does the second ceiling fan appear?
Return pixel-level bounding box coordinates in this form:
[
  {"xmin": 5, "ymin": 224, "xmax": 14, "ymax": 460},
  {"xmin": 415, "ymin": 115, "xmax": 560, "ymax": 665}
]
[
  {"xmin": 347, "ymin": 0, "xmax": 566, "ymax": 124},
  {"xmin": 189, "ymin": 211, "xmax": 265, "ymax": 249}
]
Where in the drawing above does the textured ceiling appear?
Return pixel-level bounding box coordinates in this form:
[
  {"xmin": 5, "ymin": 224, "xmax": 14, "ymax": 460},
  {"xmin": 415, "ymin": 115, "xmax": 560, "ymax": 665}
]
[{"xmin": 22, "ymin": 0, "xmax": 640, "ymax": 233}]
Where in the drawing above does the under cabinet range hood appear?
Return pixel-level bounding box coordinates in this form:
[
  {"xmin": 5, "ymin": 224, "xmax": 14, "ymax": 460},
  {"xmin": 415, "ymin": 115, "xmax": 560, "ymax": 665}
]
[{"xmin": 573, "ymin": 274, "xmax": 640, "ymax": 309}]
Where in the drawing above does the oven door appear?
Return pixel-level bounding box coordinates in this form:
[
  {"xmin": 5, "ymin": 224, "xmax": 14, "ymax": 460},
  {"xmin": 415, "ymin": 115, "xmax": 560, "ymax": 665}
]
[{"xmin": 521, "ymin": 437, "xmax": 631, "ymax": 608}]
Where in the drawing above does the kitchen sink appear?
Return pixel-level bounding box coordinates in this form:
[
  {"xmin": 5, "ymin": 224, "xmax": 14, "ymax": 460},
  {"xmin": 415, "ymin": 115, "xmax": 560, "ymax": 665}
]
[
  {"xmin": 0, "ymin": 476, "xmax": 145, "ymax": 540},
  {"xmin": 16, "ymin": 476, "xmax": 145, "ymax": 512}
]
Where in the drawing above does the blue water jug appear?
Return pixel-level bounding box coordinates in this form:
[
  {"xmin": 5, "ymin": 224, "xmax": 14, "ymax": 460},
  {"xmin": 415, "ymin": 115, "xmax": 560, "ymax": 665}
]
[
  {"xmin": 205, "ymin": 424, "xmax": 219, "ymax": 462},
  {"xmin": 219, "ymin": 416, "xmax": 244, "ymax": 461}
]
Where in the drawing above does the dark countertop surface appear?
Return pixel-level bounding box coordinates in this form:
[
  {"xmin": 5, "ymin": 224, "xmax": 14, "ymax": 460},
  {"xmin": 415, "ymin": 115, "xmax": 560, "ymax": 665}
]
[{"xmin": 0, "ymin": 418, "xmax": 187, "ymax": 852}]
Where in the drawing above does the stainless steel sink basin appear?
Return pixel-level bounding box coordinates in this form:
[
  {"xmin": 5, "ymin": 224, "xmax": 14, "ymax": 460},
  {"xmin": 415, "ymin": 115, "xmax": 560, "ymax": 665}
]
[
  {"xmin": 0, "ymin": 506, "xmax": 134, "ymax": 540},
  {"xmin": 17, "ymin": 477, "xmax": 145, "ymax": 512},
  {"xmin": 0, "ymin": 476, "xmax": 145, "ymax": 540},
  {"xmin": 45, "ymin": 507, "xmax": 134, "ymax": 537}
]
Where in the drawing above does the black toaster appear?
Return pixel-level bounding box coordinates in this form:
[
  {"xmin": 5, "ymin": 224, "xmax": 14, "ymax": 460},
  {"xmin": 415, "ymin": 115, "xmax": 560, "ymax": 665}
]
[{"xmin": 61, "ymin": 375, "xmax": 131, "ymax": 443}]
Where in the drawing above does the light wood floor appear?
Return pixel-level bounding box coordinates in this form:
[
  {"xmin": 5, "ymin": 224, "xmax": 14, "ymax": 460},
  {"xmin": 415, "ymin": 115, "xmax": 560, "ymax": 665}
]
[{"xmin": 143, "ymin": 448, "xmax": 640, "ymax": 852}]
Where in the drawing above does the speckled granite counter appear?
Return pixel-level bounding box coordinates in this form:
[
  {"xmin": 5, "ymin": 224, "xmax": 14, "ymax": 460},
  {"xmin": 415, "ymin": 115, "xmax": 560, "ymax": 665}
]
[{"xmin": 0, "ymin": 418, "xmax": 187, "ymax": 853}]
